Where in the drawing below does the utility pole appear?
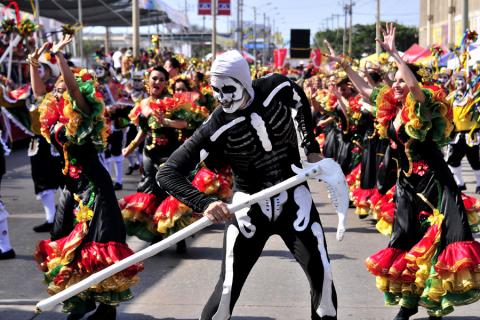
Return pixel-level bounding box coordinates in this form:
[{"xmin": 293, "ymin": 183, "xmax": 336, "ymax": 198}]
[
  {"xmin": 34, "ymin": 0, "xmax": 41, "ymax": 46},
  {"xmin": 463, "ymin": 0, "xmax": 469, "ymax": 32},
  {"xmin": 78, "ymin": 0, "xmax": 84, "ymax": 63},
  {"xmin": 348, "ymin": 0, "xmax": 354, "ymax": 56},
  {"xmin": 239, "ymin": 0, "xmax": 243, "ymax": 52},
  {"xmin": 426, "ymin": 0, "xmax": 432, "ymax": 46},
  {"xmin": 253, "ymin": 6, "xmax": 257, "ymax": 68},
  {"xmin": 333, "ymin": 13, "xmax": 341, "ymax": 37},
  {"xmin": 343, "ymin": 4, "xmax": 348, "ymax": 55},
  {"xmin": 263, "ymin": 12, "xmax": 267, "ymax": 65},
  {"xmin": 375, "ymin": 0, "xmax": 380, "ymax": 55},
  {"xmin": 237, "ymin": 0, "xmax": 241, "ymax": 51},
  {"xmin": 448, "ymin": 0, "xmax": 455, "ymax": 47},
  {"xmin": 105, "ymin": 26, "xmax": 110, "ymax": 54},
  {"xmin": 212, "ymin": 0, "xmax": 217, "ymax": 59}
]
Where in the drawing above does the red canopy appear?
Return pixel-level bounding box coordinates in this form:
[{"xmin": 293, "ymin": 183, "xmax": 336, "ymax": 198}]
[{"xmin": 402, "ymin": 44, "xmax": 431, "ymax": 63}]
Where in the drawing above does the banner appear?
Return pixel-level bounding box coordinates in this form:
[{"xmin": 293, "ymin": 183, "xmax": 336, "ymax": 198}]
[
  {"xmin": 198, "ymin": 0, "xmax": 211, "ymax": 15},
  {"xmin": 198, "ymin": 0, "xmax": 231, "ymax": 16},
  {"xmin": 274, "ymin": 48, "xmax": 288, "ymax": 68},
  {"xmin": 217, "ymin": 0, "xmax": 231, "ymax": 15},
  {"xmin": 310, "ymin": 48, "xmax": 322, "ymax": 67}
]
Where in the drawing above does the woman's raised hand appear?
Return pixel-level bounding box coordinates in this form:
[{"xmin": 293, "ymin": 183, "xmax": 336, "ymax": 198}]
[
  {"xmin": 377, "ymin": 22, "xmax": 397, "ymax": 55},
  {"xmin": 51, "ymin": 34, "xmax": 74, "ymax": 54},
  {"xmin": 322, "ymin": 39, "xmax": 342, "ymax": 64},
  {"xmin": 30, "ymin": 42, "xmax": 50, "ymax": 60}
]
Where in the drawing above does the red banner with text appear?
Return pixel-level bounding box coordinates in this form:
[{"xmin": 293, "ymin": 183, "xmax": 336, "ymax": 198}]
[{"xmin": 198, "ymin": 0, "xmax": 231, "ymax": 15}]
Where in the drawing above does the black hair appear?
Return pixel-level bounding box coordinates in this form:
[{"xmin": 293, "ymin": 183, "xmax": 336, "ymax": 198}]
[
  {"xmin": 195, "ymin": 71, "xmax": 204, "ymax": 82},
  {"xmin": 150, "ymin": 66, "xmax": 169, "ymax": 81},
  {"xmin": 166, "ymin": 57, "xmax": 181, "ymax": 70},
  {"xmin": 336, "ymin": 77, "xmax": 351, "ymax": 87},
  {"xmin": 368, "ymin": 71, "xmax": 381, "ymax": 83},
  {"xmin": 174, "ymin": 78, "xmax": 191, "ymax": 91}
]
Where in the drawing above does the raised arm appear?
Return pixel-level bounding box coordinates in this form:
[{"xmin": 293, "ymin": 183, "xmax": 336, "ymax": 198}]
[
  {"xmin": 377, "ymin": 23, "xmax": 425, "ymax": 103},
  {"xmin": 51, "ymin": 34, "xmax": 91, "ymax": 114},
  {"xmin": 323, "ymin": 40, "xmax": 373, "ymax": 99},
  {"xmin": 27, "ymin": 42, "xmax": 50, "ymax": 98}
]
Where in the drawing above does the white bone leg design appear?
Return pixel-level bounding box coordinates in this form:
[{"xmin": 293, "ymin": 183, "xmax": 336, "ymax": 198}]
[
  {"xmin": 293, "ymin": 185, "xmax": 311, "ymax": 231},
  {"xmin": 212, "ymin": 225, "xmax": 239, "ymax": 320},
  {"xmin": 232, "ymin": 192, "xmax": 257, "ymax": 238},
  {"xmin": 272, "ymin": 191, "xmax": 288, "ymax": 221},
  {"xmin": 311, "ymin": 222, "xmax": 336, "ymax": 318}
]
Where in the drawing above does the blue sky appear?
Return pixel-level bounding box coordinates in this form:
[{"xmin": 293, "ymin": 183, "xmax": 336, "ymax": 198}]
[{"xmin": 161, "ymin": 0, "xmax": 420, "ymax": 42}]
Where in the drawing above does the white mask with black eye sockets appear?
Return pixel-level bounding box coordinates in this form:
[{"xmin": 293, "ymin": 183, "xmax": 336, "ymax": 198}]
[
  {"xmin": 455, "ymin": 78, "xmax": 466, "ymax": 90},
  {"xmin": 95, "ymin": 66, "xmax": 106, "ymax": 79},
  {"xmin": 211, "ymin": 76, "xmax": 249, "ymax": 113}
]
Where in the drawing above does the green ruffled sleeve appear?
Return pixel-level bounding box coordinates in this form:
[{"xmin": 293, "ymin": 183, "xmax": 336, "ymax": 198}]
[
  {"xmin": 370, "ymin": 85, "xmax": 382, "ymax": 105},
  {"xmin": 65, "ymin": 78, "xmax": 108, "ymax": 150},
  {"xmin": 403, "ymin": 89, "xmax": 452, "ymax": 148},
  {"xmin": 369, "ymin": 85, "xmax": 385, "ymax": 118}
]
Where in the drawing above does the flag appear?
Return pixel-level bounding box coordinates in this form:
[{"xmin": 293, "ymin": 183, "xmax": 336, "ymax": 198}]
[
  {"xmin": 274, "ymin": 48, "xmax": 288, "ymax": 68},
  {"xmin": 310, "ymin": 48, "xmax": 322, "ymax": 67}
]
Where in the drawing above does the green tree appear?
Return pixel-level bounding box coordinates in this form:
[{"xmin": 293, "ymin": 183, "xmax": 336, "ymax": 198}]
[{"xmin": 313, "ymin": 22, "xmax": 418, "ymax": 58}]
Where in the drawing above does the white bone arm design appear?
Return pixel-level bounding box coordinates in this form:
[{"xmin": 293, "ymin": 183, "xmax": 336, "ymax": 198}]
[{"xmin": 291, "ymin": 158, "xmax": 348, "ymax": 241}]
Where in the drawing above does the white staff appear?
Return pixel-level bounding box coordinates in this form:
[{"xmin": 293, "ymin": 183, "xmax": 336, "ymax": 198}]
[
  {"xmin": 0, "ymin": 34, "xmax": 21, "ymax": 65},
  {"xmin": 35, "ymin": 158, "xmax": 348, "ymax": 314}
]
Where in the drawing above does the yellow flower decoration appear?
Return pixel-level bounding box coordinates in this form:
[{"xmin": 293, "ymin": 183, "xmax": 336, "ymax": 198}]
[{"xmin": 74, "ymin": 194, "xmax": 94, "ymax": 222}]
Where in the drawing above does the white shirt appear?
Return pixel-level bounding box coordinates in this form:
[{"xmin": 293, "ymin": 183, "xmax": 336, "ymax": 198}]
[{"xmin": 112, "ymin": 51, "xmax": 123, "ymax": 69}]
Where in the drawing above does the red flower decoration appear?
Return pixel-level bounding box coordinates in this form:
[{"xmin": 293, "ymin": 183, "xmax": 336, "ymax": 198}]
[
  {"xmin": 68, "ymin": 165, "xmax": 83, "ymax": 179},
  {"xmin": 412, "ymin": 160, "xmax": 429, "ymax": 176},
  {"xmin": 94, "ymin": 91, "xmax": 103, "ymax": 99},
  {"xmin": 81, "ymin": 73, "xmax": 93, "ymax": 82},
  {"xmin": 349, "ymin": 95, "xmax": 362, "ymax": 112}
]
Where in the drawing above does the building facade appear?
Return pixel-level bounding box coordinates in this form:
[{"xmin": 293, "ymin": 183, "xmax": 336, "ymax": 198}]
[{"xmin": 419, "ymin": 0, "xmax": 480, "ymax": 48}]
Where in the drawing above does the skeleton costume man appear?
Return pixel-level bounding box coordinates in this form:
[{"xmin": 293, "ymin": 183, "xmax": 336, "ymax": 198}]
[{"xmin": 157, "ymin": 51, "xmax": 339, "ymax": 320}]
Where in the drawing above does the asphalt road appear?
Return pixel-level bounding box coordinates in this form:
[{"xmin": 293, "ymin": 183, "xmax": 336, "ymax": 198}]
[{"xmin": 0, "ymin": 146, "xmax": 479, "ymax": 320}]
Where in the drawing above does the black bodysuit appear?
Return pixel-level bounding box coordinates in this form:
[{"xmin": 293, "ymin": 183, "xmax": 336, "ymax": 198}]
[{"xmin": 157, "ymin": 73, "xmax": 337, "ymax": 320}]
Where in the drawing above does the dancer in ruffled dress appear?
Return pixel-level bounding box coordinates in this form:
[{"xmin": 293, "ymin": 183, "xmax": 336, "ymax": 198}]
[
  {"xmin": 33, "ymin": 35, "xmax": 142, "ymax": 320},
  {"xmin": 362, "ymin": 24, "xmax": 480, "ymax": 320}
]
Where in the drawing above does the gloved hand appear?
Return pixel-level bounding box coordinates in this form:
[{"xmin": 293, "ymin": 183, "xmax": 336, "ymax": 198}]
[{"xmin": 292, "ymin": 158, "xmax": 348, "ymax": 241}]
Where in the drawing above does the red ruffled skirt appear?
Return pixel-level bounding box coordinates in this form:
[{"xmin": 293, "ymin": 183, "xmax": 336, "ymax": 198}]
[{"xmin": 120, "ymin": 166, "xmax": 233, "ymax": 240}]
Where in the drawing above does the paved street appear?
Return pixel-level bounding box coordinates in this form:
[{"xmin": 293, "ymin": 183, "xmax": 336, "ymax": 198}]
[{"xmin": 0, "ymin": 146, "xmax": 479, "ymax": 320}]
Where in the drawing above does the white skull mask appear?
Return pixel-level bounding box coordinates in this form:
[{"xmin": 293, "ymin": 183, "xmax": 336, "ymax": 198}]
[
  {"xmin": 211, "ymin": 76, "xmax": 249, "ymax": 113},
  {"xmin": 455, "ymin": 77, "xmax": 466, "ymax": 90},
  {"xmin": 95, "ymin": 66, "xmax": 106, "ymax": 79}
]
